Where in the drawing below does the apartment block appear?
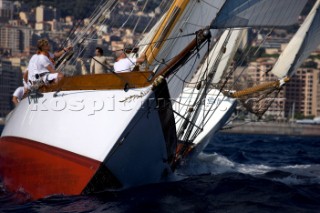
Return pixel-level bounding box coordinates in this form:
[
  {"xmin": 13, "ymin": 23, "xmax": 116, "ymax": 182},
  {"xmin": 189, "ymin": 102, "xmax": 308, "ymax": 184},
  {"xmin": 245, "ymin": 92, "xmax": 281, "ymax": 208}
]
[
  {"xmin": 0, "ymin": 25, "xmax": 32, "ymax": 55},
  {"xmin": 285, "ymin": 68, "xmax": 320, "ymax": 118},
  {"xmin": 234, "ymin": 58, "xmax": 320, "ymax": 119},
  {"xmin": 35, "ymin": 5, "xmax": 56, "ymax": 23},
  {"xmin": 0, "ymin": 0, "xmax": 13, "ymax": 22},
  {"xmin": 0, "ymin": 60, "xmax": 22, "ymax": 118},
  {"xmin": 244, "ymin": 58, "xmax": 286, "ymax": 119}
]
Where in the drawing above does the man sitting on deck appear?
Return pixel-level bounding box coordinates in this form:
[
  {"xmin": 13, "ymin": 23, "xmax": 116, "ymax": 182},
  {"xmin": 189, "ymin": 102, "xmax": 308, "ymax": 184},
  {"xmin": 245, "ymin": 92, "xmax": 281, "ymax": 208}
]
[
  {"xmin": 27, "ymin": 39, "xmax": 65, "ymax": 86},
  {"xmin": 114, "ymin": 51, "xmax": 146, "ymax": 73}
]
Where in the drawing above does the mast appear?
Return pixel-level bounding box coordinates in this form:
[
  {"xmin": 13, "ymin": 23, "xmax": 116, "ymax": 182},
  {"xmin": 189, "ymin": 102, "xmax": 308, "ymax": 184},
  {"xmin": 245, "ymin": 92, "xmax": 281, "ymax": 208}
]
[
  {"xmin": 142, "ymin": 0, "xmax": 226, "ymax": 100},
  {"xmin": 144, "ymin": 0, "xmax": 191, "ymax": 66},
  {"xmin": 151, "ymin": 29, "xmax": 211, "ymax": 81}
]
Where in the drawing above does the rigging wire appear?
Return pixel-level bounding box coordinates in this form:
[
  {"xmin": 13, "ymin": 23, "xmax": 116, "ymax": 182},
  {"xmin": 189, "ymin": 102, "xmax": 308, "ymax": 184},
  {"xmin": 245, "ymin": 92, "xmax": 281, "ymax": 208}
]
[
  {"xmin": 182, "ymin": 31, "xmax": 233, "ymax": 142},
  {"xmin": 132, "ymin": 0, "xmax": 149, "ymax": 34},
  {"xmin": 175, "ymin": 9, "xmax": 284, "ymax": 141},
  {"xmin": 58, "ymin": 0, "xmax": 224, "ymax": 78},
  {"xmin": 58, "ymin": 0, "xmax": 106, "ymax": 50},
  {"xmin": 56, "ymin": 0, "xmax": 119, "ymax": 72}
]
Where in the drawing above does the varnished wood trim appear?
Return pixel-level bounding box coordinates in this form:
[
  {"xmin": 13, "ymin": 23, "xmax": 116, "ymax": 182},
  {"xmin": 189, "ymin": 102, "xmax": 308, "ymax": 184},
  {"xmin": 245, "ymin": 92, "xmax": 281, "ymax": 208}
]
[{"xmin": 41, "ymin": 71, "xmax": 153, "ymax": 92}]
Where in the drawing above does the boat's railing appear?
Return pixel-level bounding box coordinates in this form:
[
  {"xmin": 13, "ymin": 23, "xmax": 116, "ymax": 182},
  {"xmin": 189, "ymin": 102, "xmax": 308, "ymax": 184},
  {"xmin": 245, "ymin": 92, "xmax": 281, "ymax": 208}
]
[{"xmin": 40, "ymin": 71, "xmax": 153, "ymax": 93}]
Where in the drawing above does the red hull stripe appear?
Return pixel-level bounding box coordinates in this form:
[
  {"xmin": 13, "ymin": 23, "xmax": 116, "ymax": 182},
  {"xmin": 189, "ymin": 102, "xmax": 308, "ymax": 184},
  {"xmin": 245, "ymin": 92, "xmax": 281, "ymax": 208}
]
[{"xmin": 0, "ymin": 136, "xmax": 101, "ymax": 200}]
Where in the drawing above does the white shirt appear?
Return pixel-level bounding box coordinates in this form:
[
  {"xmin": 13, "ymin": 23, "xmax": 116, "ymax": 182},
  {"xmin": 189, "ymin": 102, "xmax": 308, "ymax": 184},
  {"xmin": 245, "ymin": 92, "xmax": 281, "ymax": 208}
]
[
  {"xmin": 12, "ymin": 87, "xmax": 25, "ymax": 102},
  {"xmin": 114, "ymin": 58, "xmax": 137, "ymax": 73},
  {"xmin": 27, "ymin": 54, "xmax": 53, "ymax": 81}
]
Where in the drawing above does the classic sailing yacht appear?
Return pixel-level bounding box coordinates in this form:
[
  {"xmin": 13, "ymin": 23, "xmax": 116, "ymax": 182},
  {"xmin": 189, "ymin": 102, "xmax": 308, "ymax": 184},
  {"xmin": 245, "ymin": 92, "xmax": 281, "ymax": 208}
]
[{"xmin": 0, "ymin": 0, "xmax": 308, "ymax": 200}]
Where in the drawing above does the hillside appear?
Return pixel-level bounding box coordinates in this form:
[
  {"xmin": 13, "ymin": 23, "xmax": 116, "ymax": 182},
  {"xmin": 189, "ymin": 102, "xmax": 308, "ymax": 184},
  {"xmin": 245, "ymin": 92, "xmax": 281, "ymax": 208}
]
[{"xmin": 18, "ymin": 0, "xmax": 162, "ymax": 19}]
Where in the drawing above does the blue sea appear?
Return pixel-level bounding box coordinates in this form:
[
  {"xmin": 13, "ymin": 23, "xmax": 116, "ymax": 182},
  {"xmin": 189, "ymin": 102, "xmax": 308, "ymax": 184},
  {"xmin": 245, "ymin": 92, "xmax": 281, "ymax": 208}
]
[{"xmin": 1, "ymin": 126, "xmax": 320, "ymax": 212}]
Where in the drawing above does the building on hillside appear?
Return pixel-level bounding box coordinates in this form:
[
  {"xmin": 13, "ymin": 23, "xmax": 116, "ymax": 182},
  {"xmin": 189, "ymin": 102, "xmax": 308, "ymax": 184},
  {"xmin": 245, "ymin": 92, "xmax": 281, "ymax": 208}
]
[
  {"xmin": 245, "ymin": 58, "xmax": 286, "ymax": 120},
  {"xmin": 35, "ymin": 5, "xmax": 58, "ymax": 31},
  {"xmin": 0, "ymin": 0, "xmax": 13, "ymax": 22},
  {"xmin": 0, "ymin": 25, "xmax": 32, "ymax": 56},
  {"xmin": 230, "ymin": 55, "xmax": 320, "ymax": 121},
  {"xmin": 285, "ymin": 68, "xmax": 320, "ymax": 118},
  {"xmin": 35, "ymin": 5, "xmax": 56, "ymax": 23},
  {"xmin": 0, "ymin": 60, "xmax": 22, "ymax": 118}
]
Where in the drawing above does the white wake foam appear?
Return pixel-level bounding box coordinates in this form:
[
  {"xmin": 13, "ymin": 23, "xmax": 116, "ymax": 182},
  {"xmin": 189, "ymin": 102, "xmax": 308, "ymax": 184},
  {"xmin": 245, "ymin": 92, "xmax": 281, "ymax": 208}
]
[{"xmin": 176, "ymin": 152, "xmax": 320, "ymax": 185}]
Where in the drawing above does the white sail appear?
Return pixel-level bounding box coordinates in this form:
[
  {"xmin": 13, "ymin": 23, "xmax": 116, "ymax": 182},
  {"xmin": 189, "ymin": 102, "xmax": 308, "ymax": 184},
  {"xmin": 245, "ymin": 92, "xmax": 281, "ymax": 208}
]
[
  {"xmin": 145, "ymin": 0, "xmax": 226, "ymax": 100},
  {"xmin": 174, "ymin": 29, "xmax": 243, "ymax": 147},
  {"xmin": 272, "ymin": 0, "xmax": 320, "ymax": 78},
  {"xmin": 147, "ymin": 0, "xmax": 307, "ymax": 100},
  {"xmin": 211, "ymin": 0, "xmax": 308, "ymax": 28},
  {"xmin": 195, "ymin": 29, "xmax": 244, "ymax": 84},
  {"xmin": 138, "ymin": 14, "xmax": 166, "ymax": 55}
]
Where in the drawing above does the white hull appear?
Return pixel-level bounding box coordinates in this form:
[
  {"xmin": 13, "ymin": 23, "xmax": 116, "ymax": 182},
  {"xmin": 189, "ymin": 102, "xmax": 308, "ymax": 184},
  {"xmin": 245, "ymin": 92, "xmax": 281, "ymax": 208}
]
[
  {"xmin": 4, "ymin": 87, "xmax": 159, "ymax": 161},
  {"xmin": 1, "ymin": 85, "xmax": 177, "ymax": 198}
]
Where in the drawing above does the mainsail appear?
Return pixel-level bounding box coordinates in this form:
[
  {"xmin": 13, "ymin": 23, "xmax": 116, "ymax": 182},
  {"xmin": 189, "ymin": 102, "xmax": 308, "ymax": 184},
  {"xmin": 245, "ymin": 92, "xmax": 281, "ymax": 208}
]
[
  {"xmin": 214, "ymin": 0, "xmax": 318, "ymax": 119},
  {"xmin": 146, "ymin": 0, "xmax": 308, "ymax": 144},
  {"xmin": 144, "ymin": 0, "xmax": 308, "ymax": 100},
  {"xmin": 144, "ymin": 0, "xmax": 225, "ymax": 100},
  {"xmin": 271, "ymin": 0, "xmax": 320, "ymax": 78},
  {"xmin": 211, "ymin": 0, "xmax": 308, "ymax": 28}
]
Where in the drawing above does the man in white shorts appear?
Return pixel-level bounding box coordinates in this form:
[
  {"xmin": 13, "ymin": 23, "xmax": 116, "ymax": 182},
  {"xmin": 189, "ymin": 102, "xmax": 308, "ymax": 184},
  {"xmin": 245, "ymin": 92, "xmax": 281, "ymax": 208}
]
[
  {"xmin": 27, "ymin": 54, "xmax": 60, "ymax": 85},
  {"xmin": 27, "ymin": 39, "xmax": 64, "ymax": 86}
]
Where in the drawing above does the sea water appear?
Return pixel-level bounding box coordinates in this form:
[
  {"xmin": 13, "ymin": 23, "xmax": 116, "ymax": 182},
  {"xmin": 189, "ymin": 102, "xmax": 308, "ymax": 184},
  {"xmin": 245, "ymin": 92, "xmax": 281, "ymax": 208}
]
[{"xmin": 1, "ymin": 129, "xmax": 319, "ymax": 212}]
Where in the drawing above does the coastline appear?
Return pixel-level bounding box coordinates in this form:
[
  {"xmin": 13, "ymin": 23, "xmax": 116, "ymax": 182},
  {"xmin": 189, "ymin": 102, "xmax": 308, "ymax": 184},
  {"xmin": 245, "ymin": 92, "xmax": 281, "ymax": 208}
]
[
  {"xmin": 221, "ymin": 121, "xmax": 320, "ymax": 136},
  {"xmin": 1, "ymin": 120, "xmax": 320, "ymax": 136}
]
